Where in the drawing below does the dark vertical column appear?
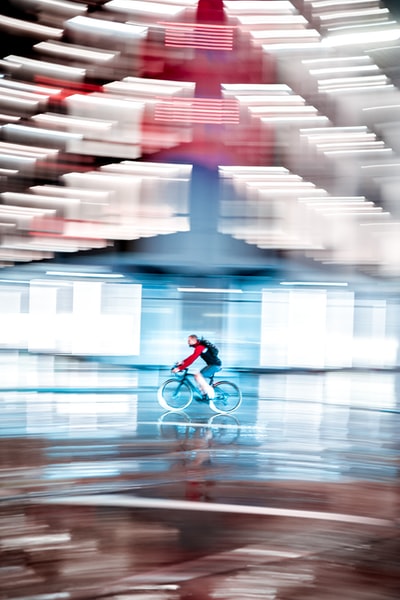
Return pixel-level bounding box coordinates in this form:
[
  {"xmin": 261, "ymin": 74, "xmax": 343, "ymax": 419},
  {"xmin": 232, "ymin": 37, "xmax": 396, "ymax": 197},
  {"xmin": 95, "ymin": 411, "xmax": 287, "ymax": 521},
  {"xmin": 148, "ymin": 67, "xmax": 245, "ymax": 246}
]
[
  {"xmin": 189, "ymin": 164, "xmax": 220, "ymax": 235},
  {"xmin": 189, "ymin": 0, "xmax": 226, "ymax": 238}
]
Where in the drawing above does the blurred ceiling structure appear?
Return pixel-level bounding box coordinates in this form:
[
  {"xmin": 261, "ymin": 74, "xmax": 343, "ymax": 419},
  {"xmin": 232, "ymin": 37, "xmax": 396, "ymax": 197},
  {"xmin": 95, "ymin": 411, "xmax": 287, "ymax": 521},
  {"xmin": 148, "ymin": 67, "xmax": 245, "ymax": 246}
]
[{"xmin": 0, "ymin": 0, "xmax": 400, "ymax": 282}]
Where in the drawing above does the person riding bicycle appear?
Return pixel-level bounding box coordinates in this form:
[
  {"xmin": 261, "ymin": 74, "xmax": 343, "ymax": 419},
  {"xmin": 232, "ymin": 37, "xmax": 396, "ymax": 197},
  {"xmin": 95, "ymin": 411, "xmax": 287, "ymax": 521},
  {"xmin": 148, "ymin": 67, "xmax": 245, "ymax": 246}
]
[{"xmin": 172, "ymin": 334, "xmax": 222, "ymax": 400}]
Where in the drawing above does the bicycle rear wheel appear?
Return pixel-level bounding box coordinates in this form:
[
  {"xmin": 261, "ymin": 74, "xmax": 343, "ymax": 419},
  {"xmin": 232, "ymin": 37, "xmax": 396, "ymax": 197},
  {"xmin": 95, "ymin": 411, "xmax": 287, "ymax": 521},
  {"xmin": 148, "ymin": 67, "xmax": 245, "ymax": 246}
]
[
  {"xmin": 157, "ymin": 378, "xmax": 192, "ymax": 411},
  {"xmin": 209, "ymin": 381, "xmax": 242, "ymax": 413}
]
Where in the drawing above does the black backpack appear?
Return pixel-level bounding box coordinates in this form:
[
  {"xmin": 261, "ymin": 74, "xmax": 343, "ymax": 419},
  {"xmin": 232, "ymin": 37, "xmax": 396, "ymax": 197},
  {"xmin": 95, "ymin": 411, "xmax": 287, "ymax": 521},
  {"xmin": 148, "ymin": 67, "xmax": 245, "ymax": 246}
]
[{"xmin": 198, "ymin": 338, "xmax": 220, "ymax": 360}]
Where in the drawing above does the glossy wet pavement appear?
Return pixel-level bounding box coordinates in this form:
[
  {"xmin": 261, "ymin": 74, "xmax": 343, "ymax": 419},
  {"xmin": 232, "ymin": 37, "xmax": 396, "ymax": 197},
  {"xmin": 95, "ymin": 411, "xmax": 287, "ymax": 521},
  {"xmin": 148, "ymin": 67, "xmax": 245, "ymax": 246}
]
[{"xmin": 1, "ymin": 353, "xmax": 399, "ymax": 599}]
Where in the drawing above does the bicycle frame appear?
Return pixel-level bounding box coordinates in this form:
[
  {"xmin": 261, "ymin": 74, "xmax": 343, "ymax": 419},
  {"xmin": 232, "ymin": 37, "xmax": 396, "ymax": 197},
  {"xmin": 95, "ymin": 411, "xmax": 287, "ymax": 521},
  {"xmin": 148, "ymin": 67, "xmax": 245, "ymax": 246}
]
[{"xmin": 174, "ymin": 369, "xmax": 203, "ymax": 398}]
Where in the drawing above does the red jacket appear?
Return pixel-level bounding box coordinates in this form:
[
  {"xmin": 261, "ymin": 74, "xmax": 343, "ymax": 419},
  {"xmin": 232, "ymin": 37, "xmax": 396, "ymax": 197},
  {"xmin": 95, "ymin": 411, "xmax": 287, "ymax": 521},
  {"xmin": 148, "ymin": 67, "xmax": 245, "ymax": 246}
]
[{"xmin": 179, "ymin": 342, "xmax": 207, "ymax": 370}]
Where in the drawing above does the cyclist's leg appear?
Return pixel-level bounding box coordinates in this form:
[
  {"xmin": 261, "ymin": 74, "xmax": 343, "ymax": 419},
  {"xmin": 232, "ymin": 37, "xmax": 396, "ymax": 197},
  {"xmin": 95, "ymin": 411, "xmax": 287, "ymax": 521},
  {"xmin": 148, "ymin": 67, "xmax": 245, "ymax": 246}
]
[
  {"xmin": 191, "ymin": 370, "xmax": 207, "ymax": 399},
  {"xmin": 196, "ymin": 365, "xmax": 221, "ymax": 399}
]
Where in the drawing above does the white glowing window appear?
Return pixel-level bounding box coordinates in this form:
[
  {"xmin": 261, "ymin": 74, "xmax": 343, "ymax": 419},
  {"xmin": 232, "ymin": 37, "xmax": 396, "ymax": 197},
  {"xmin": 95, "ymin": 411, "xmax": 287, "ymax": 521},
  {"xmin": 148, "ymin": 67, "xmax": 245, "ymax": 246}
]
[
  {"xmin": 28, "ymin": 283, "xmax": 58, "ymax": 352},
  {"xmin": 23, "ymin": 280, "xmax": 142, "ymax": 356},
  {"xmin": 261, "ymin": 288, "xmax": 355, "ymax": 369},
  {"xmin": 287, "ymin": 290, "xmax": 327, "ymax": 368}
]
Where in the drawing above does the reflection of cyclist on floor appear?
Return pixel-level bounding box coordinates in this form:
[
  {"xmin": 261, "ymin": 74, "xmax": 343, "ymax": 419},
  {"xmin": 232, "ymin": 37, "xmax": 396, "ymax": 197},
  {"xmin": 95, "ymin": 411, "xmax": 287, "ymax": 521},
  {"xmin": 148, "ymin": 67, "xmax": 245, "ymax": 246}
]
[{"xmin": 172, "ymin": 334, "xmax": 222, "ymax": 400}]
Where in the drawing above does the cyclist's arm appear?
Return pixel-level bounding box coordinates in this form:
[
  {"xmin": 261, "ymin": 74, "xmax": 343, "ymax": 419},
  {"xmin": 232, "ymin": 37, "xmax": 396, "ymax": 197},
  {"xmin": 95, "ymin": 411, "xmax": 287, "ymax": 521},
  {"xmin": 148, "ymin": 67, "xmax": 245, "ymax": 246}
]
[{"xmin": 177, "ymin": 344, "xmax": 205, "ymax": 370}]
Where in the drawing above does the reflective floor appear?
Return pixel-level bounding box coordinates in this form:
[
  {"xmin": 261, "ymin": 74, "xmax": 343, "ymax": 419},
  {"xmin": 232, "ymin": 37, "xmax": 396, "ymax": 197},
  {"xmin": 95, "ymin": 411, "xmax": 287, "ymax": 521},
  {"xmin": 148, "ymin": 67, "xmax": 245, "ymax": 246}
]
[{"xmin": 1, "ymin": 353, "xmax": 399, "ymax": 599}]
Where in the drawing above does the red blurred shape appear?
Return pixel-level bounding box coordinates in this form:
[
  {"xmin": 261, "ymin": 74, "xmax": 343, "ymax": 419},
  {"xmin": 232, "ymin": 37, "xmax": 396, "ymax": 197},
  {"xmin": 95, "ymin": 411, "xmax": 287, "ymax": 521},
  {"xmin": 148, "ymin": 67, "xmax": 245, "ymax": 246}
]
[
  {"xmin": 30, "ymin": 215, "xmax": 65, "ymax": 235},
  {"xmin": 154, "ymin": 97, "xmax": 239, "ymax": 124},
  {"xmin": 160, "ymin": 22, "xmax": 235, "ymax": 50},
  {"xmin": 196, "ymin": 0, "xmax": 225, "ymax": 24},
  {"xmin": 34, "ymin": 75, "xmax": 103, "ymax": 103},
  {"xmin": 35, "ymin": 76, "xmax": 103, "ymax": 94},
  {"xmin": 29, "ymin": 217, "xmax": 105, "ymax": 242}
]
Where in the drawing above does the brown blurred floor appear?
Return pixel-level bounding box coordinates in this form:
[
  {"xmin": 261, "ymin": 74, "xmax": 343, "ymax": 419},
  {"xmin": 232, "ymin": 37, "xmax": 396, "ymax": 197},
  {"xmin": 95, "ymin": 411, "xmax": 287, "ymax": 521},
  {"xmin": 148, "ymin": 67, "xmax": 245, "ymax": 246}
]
[{"xmin": 0, "ymin": 356, "xmax": 399, "ymax": 599}]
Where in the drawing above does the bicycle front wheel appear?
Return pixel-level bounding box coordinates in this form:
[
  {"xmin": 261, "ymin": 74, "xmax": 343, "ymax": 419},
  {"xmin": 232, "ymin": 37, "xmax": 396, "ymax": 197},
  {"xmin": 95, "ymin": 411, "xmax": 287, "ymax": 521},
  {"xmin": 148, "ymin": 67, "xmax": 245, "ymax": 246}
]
[
  {"xmin": 157, "ymin": 378, "xmax": 193, "ymax": 411},
  {"xmin": 209, "ymin": 381, "xmax": 242, "ymax": 413}
]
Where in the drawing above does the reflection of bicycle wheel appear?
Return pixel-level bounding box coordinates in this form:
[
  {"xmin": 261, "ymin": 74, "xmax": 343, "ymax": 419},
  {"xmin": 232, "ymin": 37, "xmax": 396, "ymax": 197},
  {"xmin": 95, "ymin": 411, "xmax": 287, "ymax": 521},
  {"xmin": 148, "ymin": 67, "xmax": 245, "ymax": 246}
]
[
  {"xmin": 157, "ymin": 378, "xmax": 192, "ymax": 411},
  {"xmin": 158, "ymin": 411, "xmax": 191, "ymax": 440},
  {"xmin": 208, "ymin": 413, "xmax": 240, "ymax": 444},
  {"xmin": 209, "ymin": 381, "xmax": 242, "ymax": 413}
]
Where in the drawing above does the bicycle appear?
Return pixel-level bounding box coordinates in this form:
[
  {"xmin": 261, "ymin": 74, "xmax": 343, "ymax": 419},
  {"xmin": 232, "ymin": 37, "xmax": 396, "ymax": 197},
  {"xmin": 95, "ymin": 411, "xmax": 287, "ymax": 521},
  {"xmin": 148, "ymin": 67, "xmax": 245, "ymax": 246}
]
[{"xmin": 157, "ymin": 367, "xmax": 242, "ymax": 413}]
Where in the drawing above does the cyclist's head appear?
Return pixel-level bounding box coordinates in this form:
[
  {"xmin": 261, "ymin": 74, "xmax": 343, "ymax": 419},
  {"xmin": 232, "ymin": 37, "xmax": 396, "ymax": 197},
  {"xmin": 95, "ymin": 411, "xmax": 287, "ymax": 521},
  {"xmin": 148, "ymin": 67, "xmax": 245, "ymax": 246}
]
[{"xmin": 188, "ymin": 334, "xmax": 198, "ymax": 347}]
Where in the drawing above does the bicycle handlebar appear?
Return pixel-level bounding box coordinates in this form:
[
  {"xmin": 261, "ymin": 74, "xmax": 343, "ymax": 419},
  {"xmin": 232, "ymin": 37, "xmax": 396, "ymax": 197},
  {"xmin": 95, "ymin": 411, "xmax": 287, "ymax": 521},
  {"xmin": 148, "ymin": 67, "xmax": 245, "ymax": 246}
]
[{"xmin": 171, "ymin": 364, "xmax": 188, "ymax": 374}]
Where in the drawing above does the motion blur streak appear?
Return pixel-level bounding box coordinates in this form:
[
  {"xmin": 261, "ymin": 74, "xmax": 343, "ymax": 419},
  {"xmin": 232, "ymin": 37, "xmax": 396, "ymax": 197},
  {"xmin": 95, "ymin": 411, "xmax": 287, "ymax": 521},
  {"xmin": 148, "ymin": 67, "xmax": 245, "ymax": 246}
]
[{"xmin": 0, "ymin": 0, "xmax": 400, "ymax": 599}]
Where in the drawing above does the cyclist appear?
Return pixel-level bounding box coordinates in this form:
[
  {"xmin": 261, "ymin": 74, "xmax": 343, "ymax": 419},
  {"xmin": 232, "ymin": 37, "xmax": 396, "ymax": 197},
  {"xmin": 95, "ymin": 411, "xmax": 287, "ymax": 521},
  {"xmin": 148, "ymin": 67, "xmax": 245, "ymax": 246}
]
[{"xmin": 172, "ymin": 334, "xmax": 222, "ymax": 400}]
